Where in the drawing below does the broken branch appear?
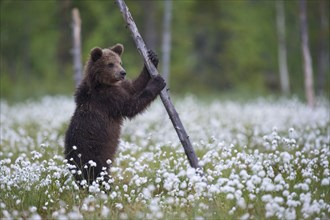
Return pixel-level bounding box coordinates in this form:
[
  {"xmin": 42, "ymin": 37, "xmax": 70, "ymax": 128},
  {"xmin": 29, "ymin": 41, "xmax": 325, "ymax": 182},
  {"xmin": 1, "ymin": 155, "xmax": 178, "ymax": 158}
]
[{"xmin": 115, "ymin": 0, "xmax": 203, "ymax": 174}]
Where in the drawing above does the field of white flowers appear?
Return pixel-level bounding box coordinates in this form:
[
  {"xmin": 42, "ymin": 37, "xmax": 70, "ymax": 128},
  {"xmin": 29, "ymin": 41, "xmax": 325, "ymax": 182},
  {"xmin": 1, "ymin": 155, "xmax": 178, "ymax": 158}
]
[{"xmin": 0, "ymin": 96, "xmax": 329, "ymax": 219}]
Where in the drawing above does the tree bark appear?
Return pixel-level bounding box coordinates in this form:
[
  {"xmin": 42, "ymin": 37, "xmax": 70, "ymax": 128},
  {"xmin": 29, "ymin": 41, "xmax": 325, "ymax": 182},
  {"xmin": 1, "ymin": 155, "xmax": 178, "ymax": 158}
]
[
  {"xmin": 299, "ymin": 0, "xmax": 315, "ymax": 108},
  {"xmin": 72, "ymin": 8, "xmax": 83, "ymax": 87},
  {"xmin": 142, "ymin": 0, "xmax": 156, "ymax": 50},
  {"xmin": 115, "ymin": 0, "xmax": 202, "ymax": 174},
  {"xmin": 276, "ymin": 0, "xmax": 290, "ymax": 95},
  {"xmin": 161, "ymin": 0, "xmax": 172, "ymax": 86}
]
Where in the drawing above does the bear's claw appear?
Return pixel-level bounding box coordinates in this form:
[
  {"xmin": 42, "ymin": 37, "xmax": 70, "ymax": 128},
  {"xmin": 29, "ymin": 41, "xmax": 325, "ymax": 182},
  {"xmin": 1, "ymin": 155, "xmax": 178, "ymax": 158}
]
[
  {"xmin": 148, "ymin": 50, "xmax": 159, "ymax": 68},
  {"xmin": 151, "ymin": 75, "xmax": 166, "ymax": 92}
]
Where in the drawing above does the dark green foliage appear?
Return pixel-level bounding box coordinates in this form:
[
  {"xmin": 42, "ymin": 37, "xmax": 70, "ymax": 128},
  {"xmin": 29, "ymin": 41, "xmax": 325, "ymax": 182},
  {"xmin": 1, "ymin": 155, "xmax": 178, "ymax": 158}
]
[{"xmin": 0, "ymin": 0, "xmax": 329, "ymax": 101}]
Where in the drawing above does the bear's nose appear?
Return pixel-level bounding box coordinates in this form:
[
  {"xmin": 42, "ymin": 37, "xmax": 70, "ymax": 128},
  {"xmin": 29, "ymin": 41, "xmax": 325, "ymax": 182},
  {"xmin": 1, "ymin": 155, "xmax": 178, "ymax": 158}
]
[{"xmin": 120, "ymin": 70, "xmax": 126, "ymax": 78}]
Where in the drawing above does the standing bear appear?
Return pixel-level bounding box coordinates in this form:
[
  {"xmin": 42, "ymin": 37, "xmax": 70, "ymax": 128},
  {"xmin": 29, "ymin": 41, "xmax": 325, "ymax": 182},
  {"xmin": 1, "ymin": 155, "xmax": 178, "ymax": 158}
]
[{"xmin": 65, "ymin": 44, "xmax": 165, "ymax": 185}]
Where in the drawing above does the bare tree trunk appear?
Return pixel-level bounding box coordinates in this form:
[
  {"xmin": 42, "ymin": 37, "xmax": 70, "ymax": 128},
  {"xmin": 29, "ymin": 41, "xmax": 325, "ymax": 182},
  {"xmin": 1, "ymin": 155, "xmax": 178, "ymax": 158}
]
[
  {"xmin": 161, "ymin": 0, "xmax": 172, "ymax": 85},
  {"xmin": 317, "ymin": 0, "xmax": 328, "ymax": 96},
  {"xmin": 72, "ymin": 8, "xmax": 83, "ymax": 87},
  {"xmin": 299, "ymin": 0, "xmax": 315, "ymax": 108},
  {"xmin": 276, "ymin": 0, "xmax": 290, "ymax": 95},
  {"xmin": 142, "ymin": 1, "xmax": 156, "ymax": 50},
  {"xmin": 115, "ymin": 0, "xmax": 203, "ymax": 176}
]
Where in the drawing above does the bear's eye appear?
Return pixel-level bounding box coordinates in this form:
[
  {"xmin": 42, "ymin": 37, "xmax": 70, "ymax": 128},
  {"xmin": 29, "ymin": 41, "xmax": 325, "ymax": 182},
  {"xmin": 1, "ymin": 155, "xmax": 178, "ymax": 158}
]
[{"xmin": 108, "ymin": 63, "xmax": 114, "ymax": 68}]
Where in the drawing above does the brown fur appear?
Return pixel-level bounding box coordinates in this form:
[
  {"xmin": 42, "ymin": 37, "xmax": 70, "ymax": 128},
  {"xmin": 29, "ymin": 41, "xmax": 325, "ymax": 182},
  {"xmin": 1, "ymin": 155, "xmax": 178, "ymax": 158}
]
[{"xmin": 64, "ymin": 44, "xmax": 165, "ymax": 184}]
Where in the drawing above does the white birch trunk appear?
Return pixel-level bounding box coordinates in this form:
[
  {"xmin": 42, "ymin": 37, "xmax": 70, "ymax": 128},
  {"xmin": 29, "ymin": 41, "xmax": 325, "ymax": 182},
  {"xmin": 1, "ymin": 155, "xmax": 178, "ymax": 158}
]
[
  {"xmin": 161, "ymin": 0, "xmax": 172, "ymax": 85},
  {"xmin": 276, "ymin": 0, "xmax": 290, "ymax": 95},
  {"xmin": 72, "ymin": 8, "xmax": 83, "ymax": 87},
  {"xmin": 299, "ymin": 0, "xmax": 315, "ymax": 107}
]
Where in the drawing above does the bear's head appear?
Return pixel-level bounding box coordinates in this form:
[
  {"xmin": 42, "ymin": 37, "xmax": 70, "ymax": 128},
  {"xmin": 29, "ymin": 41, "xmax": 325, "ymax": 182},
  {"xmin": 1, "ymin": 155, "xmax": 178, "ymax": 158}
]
[{"xmin": 86, "ymin": 44, "xmax": 126, "ymax": 87}]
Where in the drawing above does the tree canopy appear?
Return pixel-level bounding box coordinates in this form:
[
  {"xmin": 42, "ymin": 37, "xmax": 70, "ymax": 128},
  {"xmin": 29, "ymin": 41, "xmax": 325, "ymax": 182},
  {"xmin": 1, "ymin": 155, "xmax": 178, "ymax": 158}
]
[{"xmin": 1, "ymin": 0, "xmax": 329, "ymax": 101}]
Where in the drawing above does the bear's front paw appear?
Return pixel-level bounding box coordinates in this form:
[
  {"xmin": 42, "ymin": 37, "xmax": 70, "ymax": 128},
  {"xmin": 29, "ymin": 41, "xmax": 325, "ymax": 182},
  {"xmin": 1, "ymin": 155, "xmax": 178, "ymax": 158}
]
[
  {"xmin": 148, "ymin": 50, "xmax": 159, "ymax": 68},
  {"xmin": 150, "ymin": 75, "xmax": 166, "ymax": 93}
]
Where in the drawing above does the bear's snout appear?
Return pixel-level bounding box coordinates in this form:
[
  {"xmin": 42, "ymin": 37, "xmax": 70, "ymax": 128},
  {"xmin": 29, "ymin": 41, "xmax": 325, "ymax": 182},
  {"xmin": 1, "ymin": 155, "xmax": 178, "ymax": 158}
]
[{"xmin": 119, "ymin": 70, "xmax": 126, "ymax": 79}]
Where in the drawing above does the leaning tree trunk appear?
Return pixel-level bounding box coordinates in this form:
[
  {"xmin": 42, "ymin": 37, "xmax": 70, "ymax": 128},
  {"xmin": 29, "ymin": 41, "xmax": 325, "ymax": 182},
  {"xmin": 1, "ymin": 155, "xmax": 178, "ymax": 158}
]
[
  {"xmin": 299, "ymin": 0, "xmax": 315, "ymax": 108},
  {"xmin": 72, "ymin": 8, "xmax": 83, "ymax": 87},
  {"xmin": 115, "ymin": 0, "xmax": 203, "ymax": 176},
  {"xmin": 276, "ymin": 0, "xmax": 290, "ymax": 95}
]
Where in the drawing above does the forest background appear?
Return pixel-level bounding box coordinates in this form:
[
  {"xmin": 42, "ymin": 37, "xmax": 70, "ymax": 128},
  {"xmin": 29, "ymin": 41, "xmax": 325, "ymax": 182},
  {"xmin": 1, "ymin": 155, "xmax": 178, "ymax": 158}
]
[{"xmin": 1, "ymin": 0, "xmax": 329, "ymax": 102}]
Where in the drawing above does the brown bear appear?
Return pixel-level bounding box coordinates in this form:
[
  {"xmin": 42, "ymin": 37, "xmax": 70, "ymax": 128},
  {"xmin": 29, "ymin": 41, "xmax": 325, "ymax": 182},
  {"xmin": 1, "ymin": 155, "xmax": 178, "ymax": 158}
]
[{"xmin": 64, "ymin": 43, "xmax": 165, "ymax": 185}]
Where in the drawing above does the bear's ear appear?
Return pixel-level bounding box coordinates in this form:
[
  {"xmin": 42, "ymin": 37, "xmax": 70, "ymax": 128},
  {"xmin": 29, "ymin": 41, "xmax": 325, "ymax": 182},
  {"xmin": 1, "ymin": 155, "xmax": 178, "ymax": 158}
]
[
  {"xmin": 91, "ymin": 47, "xmax": 103, "ymax": 62},
  {"xmin": 110, "ymin": 44, "xmax": 124, "ymax": 56}
]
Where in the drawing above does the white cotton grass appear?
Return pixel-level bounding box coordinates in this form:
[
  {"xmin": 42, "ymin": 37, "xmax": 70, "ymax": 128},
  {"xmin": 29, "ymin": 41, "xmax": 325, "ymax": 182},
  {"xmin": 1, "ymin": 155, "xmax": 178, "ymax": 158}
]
[{"xmin": 0, "ymin": 96, "xmax": 329, "ymax": 219}]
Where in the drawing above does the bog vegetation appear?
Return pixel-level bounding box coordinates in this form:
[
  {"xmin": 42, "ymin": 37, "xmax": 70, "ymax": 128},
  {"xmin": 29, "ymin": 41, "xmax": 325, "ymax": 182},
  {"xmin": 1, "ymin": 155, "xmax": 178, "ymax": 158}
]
[
  {"xmin": 1, "ymin": 96, "xmax": 329, "ymax": 219},
  {"xmin": 1, "ymin": 1, "xmax": 329, "ymax": 218}
]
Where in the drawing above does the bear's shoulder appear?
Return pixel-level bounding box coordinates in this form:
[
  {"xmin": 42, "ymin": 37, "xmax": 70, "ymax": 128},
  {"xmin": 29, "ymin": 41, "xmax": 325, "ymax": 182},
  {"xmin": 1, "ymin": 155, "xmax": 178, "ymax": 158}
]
[
  {"xmin": 75, "ymin": 81, "xmax": 90, "ymax": 105},
  {"xmin": 75, "ymin": 80, "xmax": 131, "ymax": 108}
]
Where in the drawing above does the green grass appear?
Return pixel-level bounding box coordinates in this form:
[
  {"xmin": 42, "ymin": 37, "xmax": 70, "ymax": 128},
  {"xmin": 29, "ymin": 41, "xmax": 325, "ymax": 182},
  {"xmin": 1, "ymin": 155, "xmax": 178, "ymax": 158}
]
[{"xmin": 0, "ymin": 96, "xmax": 329, "ymax": 219}]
